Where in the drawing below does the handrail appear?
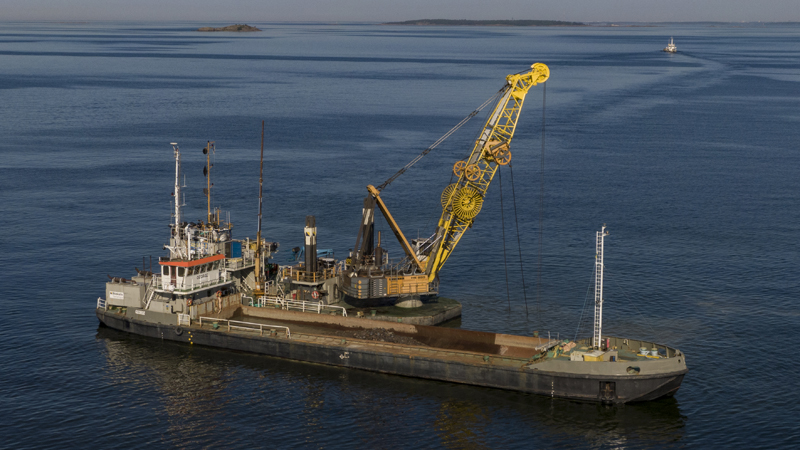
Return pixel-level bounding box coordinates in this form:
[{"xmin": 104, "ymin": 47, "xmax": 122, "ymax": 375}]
[
  {"xmin": 282, "ymin": 266, "xmax": 337, "ymax": 283},
  {"xmin": 257, "ymin": 296, "xmax": 348, "ymax": 317},
  {"xmin": 153, "ymin": 274, "xmax": 231, "ymax": 293},
  {"xmin": 97, "ymin": 297, "xmax": 106, "ymax": 310},
  {"xmin": 198, "ymin": 316, "xmax": 291, "ymax": 338}
]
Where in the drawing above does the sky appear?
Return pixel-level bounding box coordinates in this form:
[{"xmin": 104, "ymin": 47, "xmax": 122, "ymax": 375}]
[{"xmin": 1, "ymin": 0, "xmax": 798, "ymax": 23}]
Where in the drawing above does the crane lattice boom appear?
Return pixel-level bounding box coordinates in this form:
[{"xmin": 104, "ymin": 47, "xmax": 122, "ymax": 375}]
[{"xmin": 423, "ymin": 63, "xmax": 549, "ymax": 282}]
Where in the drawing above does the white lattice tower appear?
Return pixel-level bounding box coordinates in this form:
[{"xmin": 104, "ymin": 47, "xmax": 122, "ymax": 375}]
[{"xmin": 593, "ymin": 225, "xmax": 609, "ymax": 349}]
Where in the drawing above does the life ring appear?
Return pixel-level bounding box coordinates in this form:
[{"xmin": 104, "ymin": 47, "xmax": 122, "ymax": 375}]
[
  {"xmin": 216, "ymin": 291, "xmax": 221, "ymax": 298},
  {"xmin": 187, "ymin": 298, "xmax": 193, "ymax": 307},
  {"xmin": 311, "ymin": 290, "xmax": 320, "ymax": 300},
  {"xmin": 175, "ymin": 326, "xmax": 183, "ymax": 336}
]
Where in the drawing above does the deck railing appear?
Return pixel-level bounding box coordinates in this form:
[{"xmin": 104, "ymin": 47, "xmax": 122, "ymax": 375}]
[
  {"xmin": 198, "ymin": 316, "xmax": 291, "ymax": 338},
  {"xmin": 253, "ymin": 296, "xmax": 347, "ymax": 317},
  {"xmin": 152, "ymin": 272, "xmax": 231, "ymax": 293},
  {"xmin": 281, "ymin": 266, "xmax": 337, "ymax": 283},
  {"xmin": 224, "ymin": 256, "xmax": 255, "ymax": 271},
  {"xmin": 97, "ymin": 297, "xmax": 106, "ymax": 310}
]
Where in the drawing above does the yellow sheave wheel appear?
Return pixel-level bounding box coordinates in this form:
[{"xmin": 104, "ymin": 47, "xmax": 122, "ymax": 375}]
[
  {"xmin": 452, "ymin": 186, "xmax": 483, "ymax": 220},
  {"xmin": 441, "ymin": 183, "xmax": 457, "ymax": 208},
  {"xmin": 465, "ymin": 163, "xmax": 481, "ymax": 181},
  {"xmin": 453, "ymin": 160, "xmax": 466, "ymax": 177},
  {"xmin": 493, "ymin": 147, "xmax": 511, "ymax": 165}
]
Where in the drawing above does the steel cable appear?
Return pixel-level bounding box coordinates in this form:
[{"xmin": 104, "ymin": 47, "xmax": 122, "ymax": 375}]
[
  {"xmin": 377, "ymin": 89, "xmax": 505, "ymax": 191},
  {"xmin": 508, "ymin": 164, "xmax": 530, "ymax": 320},
  {"xmin": 499, "ymin": 170, "xmax": 511, "ymax": 312}
]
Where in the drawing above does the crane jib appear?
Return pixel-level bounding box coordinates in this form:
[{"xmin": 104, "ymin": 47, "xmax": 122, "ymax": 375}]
[
  {"xmin": 355, "ymin": 63, "xmax": 549, "ymax": 288},
  {"xmin": 424, "ymin": 63, "xmax": 549, "ymax": 282}
]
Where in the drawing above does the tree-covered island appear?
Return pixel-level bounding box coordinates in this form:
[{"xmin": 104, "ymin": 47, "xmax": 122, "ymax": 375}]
[
  {"xmin": 382, "ymin": 19, "xmax": 586, "ymax": 26},
  {"xmin": 197, "ymin": 24, "xmax": 261, "ymax": 32}
]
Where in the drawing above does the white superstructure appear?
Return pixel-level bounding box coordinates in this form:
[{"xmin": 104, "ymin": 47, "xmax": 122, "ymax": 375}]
[{"xmin": 663, "ymin": 37, "xmax": 677, "ymax": 53}]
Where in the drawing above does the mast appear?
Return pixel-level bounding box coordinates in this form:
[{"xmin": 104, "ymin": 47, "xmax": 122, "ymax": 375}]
[
  {"xmin": 172, "ymin": 143, "xmax": 181, "ymax": 230},
  {"xmin": 254, "ymin": 122, "xmax": 265, "ymax": 293},
  {"xmin": 170, "ymin": 143, "xmax": 185, "ymax": 259},
  {"xmin": 593, "ymin": 225, "xmax": 610, "ymax": 349},
  {"xmin": 203, "ymin": 141, "xmax": 215, "ymax": 227}
]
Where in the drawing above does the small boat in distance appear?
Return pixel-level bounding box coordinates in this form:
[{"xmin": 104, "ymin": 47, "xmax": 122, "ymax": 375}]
[{"xmin": 663, "ymin": 37, "xmax": 677, "ymax": 53}]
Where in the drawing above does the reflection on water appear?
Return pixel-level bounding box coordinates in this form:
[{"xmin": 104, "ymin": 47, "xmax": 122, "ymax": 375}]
[
  {"xmin": 98, "ymin": 327, "xmax": 236, "ymax": 446},
  {"xmin": 435, "ymin": 401, "xmax": 491, "ymax": 449},
  {"xmin": 96, "ymin": 326, "xmax": 684, "ymax": 448}
]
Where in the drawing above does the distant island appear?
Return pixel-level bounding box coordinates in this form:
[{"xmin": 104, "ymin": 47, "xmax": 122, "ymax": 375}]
[
  {"xmin": 382, "ymin": 19, "xmax": 586, "ymax": 27},
  {"xmin": 197, "ymin": 24, "xmax": 261, "ymax": 32}
]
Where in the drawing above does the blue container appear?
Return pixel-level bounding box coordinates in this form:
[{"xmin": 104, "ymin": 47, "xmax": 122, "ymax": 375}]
[{"xmin": 231, "ymin": 242, "xmax": 242, "ymax": 258}]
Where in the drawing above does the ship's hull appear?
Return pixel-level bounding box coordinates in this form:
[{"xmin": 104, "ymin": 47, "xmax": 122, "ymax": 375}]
[
  {"xmin": 341, "ymin": 292, "xmax": 439, "ymax": 308},
  {"xmin": 97, "ymin": 309, "xmax": 686, "ymax": 403}
]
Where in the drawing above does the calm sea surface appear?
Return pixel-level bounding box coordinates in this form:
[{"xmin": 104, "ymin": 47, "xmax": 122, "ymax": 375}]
[{"xmin": 1, "ymin": 21, "xmax": 799, "ymax": 449}]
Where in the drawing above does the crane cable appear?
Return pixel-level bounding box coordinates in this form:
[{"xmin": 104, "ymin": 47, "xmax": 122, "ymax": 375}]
[
  {"xmin": 508, "ymin": 164, "xmax": 530, "ymax": 320},
  {"xmin": 537, "ymin": 82, "xmax": 546, "ymax": 321},
  {"xmin": 500, "ymin": 82, "xmax": 546, "ymax": 323},
  {"xmin": 376, "ymin": 89, "xmax": 505, "ymax": 191},
  {"xmin": 499, "ymin": 170, "xmax": 511, "ymax": 312},
  {"xmin": 574, "ymin": 265, "xmax": 597, "ymax": 340},
  {"xmin": 604, "ymin": 267, "xmax": 658, "ymax": 336}
]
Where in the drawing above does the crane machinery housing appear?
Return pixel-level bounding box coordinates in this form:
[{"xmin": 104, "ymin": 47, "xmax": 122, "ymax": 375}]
[{"xmin": 338, "ymin": 63, "xmax": 550, "ymax": 307}]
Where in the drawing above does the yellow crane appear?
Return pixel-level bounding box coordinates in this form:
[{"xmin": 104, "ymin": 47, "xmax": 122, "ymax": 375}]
[
  {"xmin": 347, "ymin": 63, "xmax": 549, "ymax": 301},
  {"xmin": 424, "ymin": 63, "xmax": 549, "ymax": 282}
]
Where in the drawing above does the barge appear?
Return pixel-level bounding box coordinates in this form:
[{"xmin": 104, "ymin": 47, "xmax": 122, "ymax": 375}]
[
  {"xmin": 96, "ymin": 142, "xmax": 687, "ymax": 404},
  {"xmin": 96, "ymin": 305, "xmax": 686, "ymax": 403}
]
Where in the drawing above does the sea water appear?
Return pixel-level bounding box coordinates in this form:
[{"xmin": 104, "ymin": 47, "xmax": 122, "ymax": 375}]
[{"xmin": 1, "ymin": 21, "xmax": 799, "ymax": 448}]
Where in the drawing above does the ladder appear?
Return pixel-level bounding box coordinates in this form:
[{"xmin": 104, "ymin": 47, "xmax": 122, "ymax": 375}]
[
  {"xmin": 144, "ymin": 277, "xmax": 157, "ymax": 309},
  {"xmin": 593, "ymin": 226, "xmax": 609, "ymax": 349}
]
